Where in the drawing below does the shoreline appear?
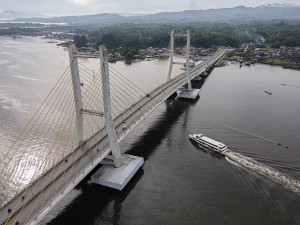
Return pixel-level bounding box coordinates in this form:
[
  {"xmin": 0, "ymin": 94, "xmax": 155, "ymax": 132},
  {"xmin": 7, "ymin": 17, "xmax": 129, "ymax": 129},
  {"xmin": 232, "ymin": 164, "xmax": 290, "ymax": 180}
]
[
  {"xmin": 222, "ymin": 60, "xmax": 300, "ymax": 71},
  {"xmin": 259, "ymin": 60, "xmax": 300, "ymax": 71}
]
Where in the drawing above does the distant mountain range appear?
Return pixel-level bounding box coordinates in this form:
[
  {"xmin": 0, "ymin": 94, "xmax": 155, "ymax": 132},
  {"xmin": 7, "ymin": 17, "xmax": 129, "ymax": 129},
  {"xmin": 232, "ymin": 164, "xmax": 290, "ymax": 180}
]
[
  {"xmin": 0, "ymin": 11, "xmax": 45, "ymax": 20},
  {"xmin": 8, "ymin": 4, "xmax": 300, "ymax": 24}
]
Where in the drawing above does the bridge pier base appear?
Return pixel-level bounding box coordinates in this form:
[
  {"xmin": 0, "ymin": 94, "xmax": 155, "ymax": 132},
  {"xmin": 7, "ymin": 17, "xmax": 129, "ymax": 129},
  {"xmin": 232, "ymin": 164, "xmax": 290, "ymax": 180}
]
[
  {"xmin": 91, "ymin": 154, "xmax": 144, "ymax": 190},
  {"xmin": 177, "ymin": 88, "xmax": 200, "ymax": 100}
]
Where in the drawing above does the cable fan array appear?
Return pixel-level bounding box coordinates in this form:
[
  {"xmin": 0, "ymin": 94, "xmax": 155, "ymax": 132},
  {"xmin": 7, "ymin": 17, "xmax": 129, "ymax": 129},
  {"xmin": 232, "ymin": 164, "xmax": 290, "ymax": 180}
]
[{"xmin": 0, "ymin": 60, "xmax": 155, "ymax": 207}]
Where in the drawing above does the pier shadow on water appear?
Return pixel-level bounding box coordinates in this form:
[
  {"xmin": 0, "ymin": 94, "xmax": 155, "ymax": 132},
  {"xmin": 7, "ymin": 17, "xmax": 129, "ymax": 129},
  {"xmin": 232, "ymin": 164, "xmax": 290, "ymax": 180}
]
[
  {"xmin": 126, "ymin": 97, "xmax": 198, "ymax": 160},
  {"xmin": 47, "ymin": 167, "xmax": 144, "ymax": 225}
]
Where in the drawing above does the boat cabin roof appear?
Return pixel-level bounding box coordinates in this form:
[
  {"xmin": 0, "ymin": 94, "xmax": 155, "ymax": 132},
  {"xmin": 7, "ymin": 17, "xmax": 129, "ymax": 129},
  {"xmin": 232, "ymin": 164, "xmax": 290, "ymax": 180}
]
[{"xmin": 196, "ymin": 134, "xmax": 226, "ymax": 148}]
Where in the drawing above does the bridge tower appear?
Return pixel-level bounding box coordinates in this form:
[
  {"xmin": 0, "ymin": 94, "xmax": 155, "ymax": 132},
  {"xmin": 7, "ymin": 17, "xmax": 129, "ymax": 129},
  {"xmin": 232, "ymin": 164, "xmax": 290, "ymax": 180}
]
[
  {"xmin": 167, "ymin": 30, "xmax": 174, "ymax": 82},
  {"xmin": 90, "ymin": 45, "xmax": 144, "ymax": 190},
  {"xmin": 177, "ymin": 30, "xmax": 200, "ymax": 100},
  {"xmin": 99, "ymin": 45, "xmax": 123, "ymax": 168},
  {"xmin": 68, "ymin": 45, "xmax": 83, "ymax": 147},
  {"xmin": 185, "ymin": 30, "xmax": 192, "ymax": 91}
]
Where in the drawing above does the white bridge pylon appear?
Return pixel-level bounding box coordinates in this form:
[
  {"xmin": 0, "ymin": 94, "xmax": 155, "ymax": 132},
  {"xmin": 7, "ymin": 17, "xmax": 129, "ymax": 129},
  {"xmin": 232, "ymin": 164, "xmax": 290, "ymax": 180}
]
[
  {"xmin": 69, "ymin": 44, "xmax": 143, "ymax": 171},
  {"xmin": 99, "ymin": 45, "xmax": 123, "ymax": 168},
  {"xmin": 167, "ymin": 30, "xmax": 199, "ymax": 99},
  {"xmin": 68, "ymin": 45, "xmax": 84, "ymax": 147},
  {"xmin": 68, "ymin": 45, "xmax": 123, "ymax": 168},
  {"xmin": 90, "ymin": 45, "xmax": 144, "ymax": 190}
]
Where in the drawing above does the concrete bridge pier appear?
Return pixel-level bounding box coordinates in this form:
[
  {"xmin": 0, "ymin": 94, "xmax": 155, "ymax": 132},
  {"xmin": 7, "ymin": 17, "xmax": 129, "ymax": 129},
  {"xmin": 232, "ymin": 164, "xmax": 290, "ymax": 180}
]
[{"xmin": 91, "ymin": 45, "xmax": 144, "ymax": 190}]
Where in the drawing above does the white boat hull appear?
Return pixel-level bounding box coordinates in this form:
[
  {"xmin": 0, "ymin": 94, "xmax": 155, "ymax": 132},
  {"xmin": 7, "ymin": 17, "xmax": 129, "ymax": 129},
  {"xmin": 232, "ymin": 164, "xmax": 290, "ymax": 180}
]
[{"xmin": 189, "ymin": 134, "xmax": 228, "ymax": 155}]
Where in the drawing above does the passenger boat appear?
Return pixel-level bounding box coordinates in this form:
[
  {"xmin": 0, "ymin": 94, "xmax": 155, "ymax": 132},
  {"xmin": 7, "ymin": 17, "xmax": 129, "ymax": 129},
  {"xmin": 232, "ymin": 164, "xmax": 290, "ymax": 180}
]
[{"xmin": 189, "ymin": 134, "xmax": 228, "ymax": 155}]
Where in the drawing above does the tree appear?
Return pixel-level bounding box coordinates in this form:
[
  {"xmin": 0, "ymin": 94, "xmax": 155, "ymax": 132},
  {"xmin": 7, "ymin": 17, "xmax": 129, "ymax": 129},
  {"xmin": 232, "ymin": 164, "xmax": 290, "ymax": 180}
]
[
  {"xmin": 121, "ymin": 48, "xmax": 138, "ymax": 60},
  {"xmin": 74, "ymin": 35, "xmax": 88, "ymax": 48}
]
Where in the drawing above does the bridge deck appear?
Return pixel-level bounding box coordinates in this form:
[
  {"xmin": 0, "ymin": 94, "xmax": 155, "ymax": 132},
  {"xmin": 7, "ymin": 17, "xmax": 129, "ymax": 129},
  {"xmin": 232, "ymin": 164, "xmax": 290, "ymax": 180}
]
[{"xmin": 0, "ymin": 49, "xmax": 228, "ymax": 225}]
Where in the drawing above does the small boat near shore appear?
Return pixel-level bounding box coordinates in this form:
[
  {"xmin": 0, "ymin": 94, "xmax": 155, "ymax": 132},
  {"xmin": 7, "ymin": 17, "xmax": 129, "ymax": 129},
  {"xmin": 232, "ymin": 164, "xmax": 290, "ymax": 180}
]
[
  {"xmin": 189, "ymin": 134, "xmax": 228, "ymax": 155},
  {"xmin": 265, "ymin": 89, "xmax": 272, "ymax": 95}
]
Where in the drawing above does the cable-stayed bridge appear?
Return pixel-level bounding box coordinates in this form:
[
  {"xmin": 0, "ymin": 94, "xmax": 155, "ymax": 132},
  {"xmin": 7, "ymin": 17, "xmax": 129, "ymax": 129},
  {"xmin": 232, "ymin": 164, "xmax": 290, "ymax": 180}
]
[{"xmin": 0, "ymin": 30, "xmax": 229, "ymax": 225}]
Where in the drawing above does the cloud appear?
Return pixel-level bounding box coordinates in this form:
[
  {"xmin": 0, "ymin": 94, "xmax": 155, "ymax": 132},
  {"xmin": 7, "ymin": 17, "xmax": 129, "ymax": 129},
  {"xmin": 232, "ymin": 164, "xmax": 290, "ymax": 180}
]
[{"xmin": 70, "ymin": 0, "xmax": 92, "ymax": 6}]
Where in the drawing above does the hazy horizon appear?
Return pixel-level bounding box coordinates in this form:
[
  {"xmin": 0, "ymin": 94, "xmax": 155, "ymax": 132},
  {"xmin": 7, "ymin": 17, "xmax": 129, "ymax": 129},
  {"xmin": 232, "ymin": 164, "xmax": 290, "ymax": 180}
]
[{"xmin": 0, "ymin": 1, "xmax": 299, "ymax": 17}]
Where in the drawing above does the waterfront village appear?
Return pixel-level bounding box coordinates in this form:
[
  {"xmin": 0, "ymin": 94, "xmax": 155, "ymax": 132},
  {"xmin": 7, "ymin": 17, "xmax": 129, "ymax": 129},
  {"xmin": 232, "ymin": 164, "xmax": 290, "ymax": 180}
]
[
  {"xmin": 225, "ymin": 44, "xmax": 300, "ymax": 70},
  {"xmin": 75, "ymin": 44, "xmax": 300, "ymax": 70},
  {"xmin": 78, "ymin": 45, "xmax": 300, "ymax": 70},
  {"xmin": 46, "ymin": 31, "xmax": 300, "ymax": 70},
  {"xmin": 69, "ymin": 44, "xmax": 217, "ymax": 63}
]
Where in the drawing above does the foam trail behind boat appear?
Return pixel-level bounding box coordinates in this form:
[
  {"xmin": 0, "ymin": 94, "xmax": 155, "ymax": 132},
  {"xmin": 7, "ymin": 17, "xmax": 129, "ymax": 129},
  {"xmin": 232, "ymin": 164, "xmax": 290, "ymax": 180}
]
[{"xmin": 225, "ymin": 151, "xmax": 300, "ymax": 195}]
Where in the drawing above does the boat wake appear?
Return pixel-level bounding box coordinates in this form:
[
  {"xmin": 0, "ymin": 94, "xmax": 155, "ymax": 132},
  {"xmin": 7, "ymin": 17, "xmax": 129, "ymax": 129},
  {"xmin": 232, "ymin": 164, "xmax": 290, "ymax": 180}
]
[
  {"xmin": 225, "ymin": 151, "xmax": 300, "ymax": 195},
  {"xmin": 281, "ymin": 83, "xmax": 300, "ymax": 89}
]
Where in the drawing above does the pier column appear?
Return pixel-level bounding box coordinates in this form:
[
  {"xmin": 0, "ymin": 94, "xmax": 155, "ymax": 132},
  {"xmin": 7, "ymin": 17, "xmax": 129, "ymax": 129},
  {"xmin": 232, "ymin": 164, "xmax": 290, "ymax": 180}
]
[
  {"xmin": 68, "ymin": 45, "xmax": 83, "ymax": 147},
  {"xmin": 167, "ymin": 30, "xmax": 174, "ymax": 82},
  {"xmin": 99, "ymin": 45, "xmax": 123, "ymax": 168},
  {"xmin": 185, "ymin": 30, "xmax": 192, "ymax": 91}
]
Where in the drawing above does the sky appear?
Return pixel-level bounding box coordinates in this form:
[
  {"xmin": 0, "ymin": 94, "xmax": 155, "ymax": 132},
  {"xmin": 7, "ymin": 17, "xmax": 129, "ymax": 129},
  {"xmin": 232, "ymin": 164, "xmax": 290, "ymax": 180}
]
[{"xmin": 0, "ymin": 0, "xmax": 299, "ymax": 16}]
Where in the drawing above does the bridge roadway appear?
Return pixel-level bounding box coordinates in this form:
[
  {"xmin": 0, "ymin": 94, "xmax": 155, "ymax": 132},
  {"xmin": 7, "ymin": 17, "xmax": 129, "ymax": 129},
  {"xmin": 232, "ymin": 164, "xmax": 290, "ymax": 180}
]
[{"xmin": 0, "ymin": 48, "xmax": 228, "ymax": 225}]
